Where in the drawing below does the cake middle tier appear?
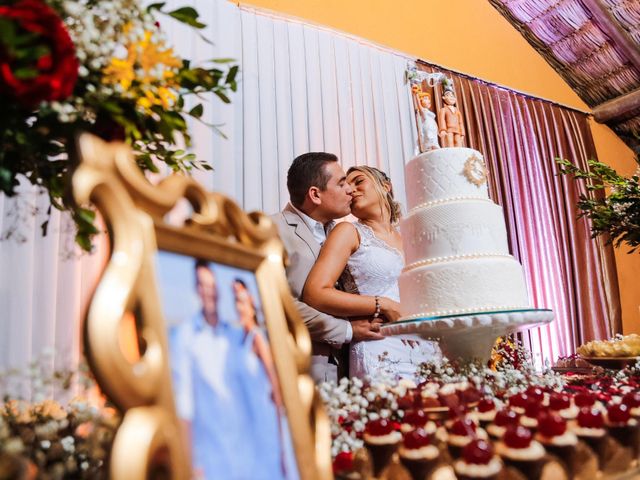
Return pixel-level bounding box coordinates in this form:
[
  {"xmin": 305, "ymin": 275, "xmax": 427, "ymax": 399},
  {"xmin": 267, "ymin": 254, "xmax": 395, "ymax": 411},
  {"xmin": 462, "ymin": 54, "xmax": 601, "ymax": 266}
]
[
  {"xmin": 398, "ymin": 256, "xmax": 530, "ymax": 319},
  {"xmin": 402, "ymin": 200, "xmax": 510, "ymax": 264}
]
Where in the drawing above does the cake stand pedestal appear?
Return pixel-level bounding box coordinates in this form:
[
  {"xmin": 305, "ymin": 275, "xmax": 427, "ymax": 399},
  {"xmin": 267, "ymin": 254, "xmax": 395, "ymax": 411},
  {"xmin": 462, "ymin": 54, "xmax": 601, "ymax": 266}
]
[{"xmin": 380, "ymin": 308, "xmax": 554, "ymax": 363}]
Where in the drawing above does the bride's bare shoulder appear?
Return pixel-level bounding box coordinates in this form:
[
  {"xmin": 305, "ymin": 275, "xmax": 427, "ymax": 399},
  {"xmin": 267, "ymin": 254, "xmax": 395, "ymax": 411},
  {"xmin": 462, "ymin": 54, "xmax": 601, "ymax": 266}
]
[{"xmin": 325, "ymin": 222, "xmax": 360, "ymax": 250}]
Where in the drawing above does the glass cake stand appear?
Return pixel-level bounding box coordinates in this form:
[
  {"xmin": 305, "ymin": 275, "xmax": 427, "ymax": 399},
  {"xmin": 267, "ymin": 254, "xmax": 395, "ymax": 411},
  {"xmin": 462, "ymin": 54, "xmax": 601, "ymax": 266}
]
[{"xmin": 380, "ymin": 308, "xmax": 554, "ymax": 363}]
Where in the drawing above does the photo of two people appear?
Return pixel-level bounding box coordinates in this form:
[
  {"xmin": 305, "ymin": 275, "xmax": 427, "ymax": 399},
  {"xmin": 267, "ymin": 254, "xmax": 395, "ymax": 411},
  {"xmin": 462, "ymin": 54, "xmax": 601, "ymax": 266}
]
[{"xmin": 155, "ymin": 251, "xmax": 298, "ymax": 480}]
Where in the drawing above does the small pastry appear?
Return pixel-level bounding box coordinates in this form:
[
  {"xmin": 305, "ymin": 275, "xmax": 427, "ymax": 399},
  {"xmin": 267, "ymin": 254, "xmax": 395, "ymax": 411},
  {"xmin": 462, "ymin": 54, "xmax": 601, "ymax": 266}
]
[
  {"xmin": 487, "ymin": 409, "xmax": 520, "ymax": 440},
  {"xmin": 495, "ymin": 425, "xmax": 546, "ymax": 480},
  {"xmin": 453, "ymin": 439, "xmax": 503, "ymax": 480},
  {"xmin": 398, "ymin": 428, "xmax": 440, "ymax": 480},
  {"xmin": 363, "ymin": 418, "xmax": 402, "ymax": 478}
]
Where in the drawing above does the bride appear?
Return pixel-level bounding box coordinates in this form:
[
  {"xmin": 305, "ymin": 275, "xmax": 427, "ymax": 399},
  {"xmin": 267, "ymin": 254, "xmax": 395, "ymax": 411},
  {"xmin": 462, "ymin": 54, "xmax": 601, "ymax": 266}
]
[{"xmin": 303, "ymin": 165, "xmax": 440, "ymax": 380}]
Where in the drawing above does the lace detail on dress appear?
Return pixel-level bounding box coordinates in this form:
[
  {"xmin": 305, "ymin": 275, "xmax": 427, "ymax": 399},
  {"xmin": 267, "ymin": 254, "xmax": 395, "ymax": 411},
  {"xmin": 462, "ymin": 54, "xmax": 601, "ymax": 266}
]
[
  {"xmin": 355, "ymin": 222, "xmax": 404, "ymax": 260},
  {"xmin": 345, "ymin": 221, "xmax": 442, "ymax": 380},
  {"xmin": 348, "ymin": 222, "xmax": 403, "ymax": 301}
]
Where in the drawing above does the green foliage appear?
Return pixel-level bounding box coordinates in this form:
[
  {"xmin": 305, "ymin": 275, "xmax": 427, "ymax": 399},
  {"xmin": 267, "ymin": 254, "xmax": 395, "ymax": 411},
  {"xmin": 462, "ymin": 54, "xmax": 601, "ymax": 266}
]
[{"xmin": 557, "ymin": 155, "xmax": 640, "ymax": 253}]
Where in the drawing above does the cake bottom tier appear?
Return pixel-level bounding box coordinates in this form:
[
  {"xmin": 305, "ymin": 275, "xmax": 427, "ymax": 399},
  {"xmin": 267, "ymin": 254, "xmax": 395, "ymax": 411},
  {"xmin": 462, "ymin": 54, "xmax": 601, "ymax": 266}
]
[{"xmin": 398, "ymin": 256, "xmax": 529, "ymax": 319}]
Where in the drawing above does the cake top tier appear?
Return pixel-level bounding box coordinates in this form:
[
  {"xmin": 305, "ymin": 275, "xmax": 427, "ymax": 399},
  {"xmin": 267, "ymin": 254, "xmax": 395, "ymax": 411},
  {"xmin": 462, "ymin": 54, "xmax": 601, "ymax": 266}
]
[{"xmin": 405, "ymin": 147, "xmax": 489, "ymax": 210}]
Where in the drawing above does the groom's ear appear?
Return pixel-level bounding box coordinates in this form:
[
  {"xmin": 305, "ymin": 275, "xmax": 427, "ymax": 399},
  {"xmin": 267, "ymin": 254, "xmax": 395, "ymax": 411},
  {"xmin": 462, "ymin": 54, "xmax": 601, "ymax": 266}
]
[{"xmin": 308, "ymin": 186, "xmax": 322, "ymax": 205}]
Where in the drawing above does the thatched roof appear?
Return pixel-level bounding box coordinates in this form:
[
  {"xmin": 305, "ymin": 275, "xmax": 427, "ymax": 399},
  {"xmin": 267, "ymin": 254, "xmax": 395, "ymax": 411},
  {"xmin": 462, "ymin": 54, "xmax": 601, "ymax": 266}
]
[{"xmin": 489, "ymin": 0, "xmax": 640, "ymax": 152}]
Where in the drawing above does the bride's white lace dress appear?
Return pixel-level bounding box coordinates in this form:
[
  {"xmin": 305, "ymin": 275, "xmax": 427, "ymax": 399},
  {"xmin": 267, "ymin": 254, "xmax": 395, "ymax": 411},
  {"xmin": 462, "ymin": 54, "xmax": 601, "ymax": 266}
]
[{"xmin": 343, "ymin": 222, "xmax": 441, "ymax": 380}]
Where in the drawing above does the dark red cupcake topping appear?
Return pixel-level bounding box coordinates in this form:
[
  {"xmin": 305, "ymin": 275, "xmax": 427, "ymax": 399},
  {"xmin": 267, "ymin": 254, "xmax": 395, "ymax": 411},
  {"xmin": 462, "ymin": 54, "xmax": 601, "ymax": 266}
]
[
  {"xmin": 462, "ymin": 439, "xmax": 494, "ymax": 465},
  {"xmin": 332, "ymin": 451, "xmax": 354, "ymax": 474},
  {"xmin": 524, "ymin": 398, "xmax": 541, "ymax": 419},
  {"xmin": 622, "ymin": 392, "xmax": 640, "ymax": 409},
  {"xmin": 460, "ymin": 386, "xmax": 482, "ymax": 405},
  {"xmin": 607, "ymin": 403, "xmax": 631, "ymax": 425},
  {"xmin": 503, "ymin": 425, "xmax": 533, "ymax": 449},
  {"xmin": 478, "ymin": 398, "xmax": 496, "ymax": 413},
  {"xmin": 548, "ymin": 393, "xmax": 571, "ymax": 411},
  {"xmin": 403, "ymin": 428, "xmax": 431, "ymax": 450},
  {"xmin": 509, "ymin": 392, "xmax": 529, "ymax": 409},
  {"xmin": 493, "ymin": 409, "xmax": 520, "ymax": 427},
  {"xmin": 577, "ymin": 408, "xmax": 604, "ymax": 429},
  {"xmin": 366, "ymin": 418, "xmax": 395, "ymax": 436},
  {"xmin": 450, "ymin": 418, "xmax": 477, "ymax": 437},
  {"xmin": 526, "ymin": 386, "xmax": 545, "ymax": 402},
  {"xmin": 403, "ymin": 409, "xmax": 428, "ymax": 427},
  {"xmin": 574, "ymin": 392, "xmax": 596, "ymax": 408},
  {"xmin": 537, "ymin": 412, "xmax": 567, "ymax": 437}
]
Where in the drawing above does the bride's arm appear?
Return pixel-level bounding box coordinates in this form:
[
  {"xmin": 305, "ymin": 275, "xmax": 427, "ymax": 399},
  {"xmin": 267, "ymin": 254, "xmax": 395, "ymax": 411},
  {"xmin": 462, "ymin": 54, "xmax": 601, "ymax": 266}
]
[{"xmin": 303, "ymin": 223, "xmax": 400, "ymax": 319}]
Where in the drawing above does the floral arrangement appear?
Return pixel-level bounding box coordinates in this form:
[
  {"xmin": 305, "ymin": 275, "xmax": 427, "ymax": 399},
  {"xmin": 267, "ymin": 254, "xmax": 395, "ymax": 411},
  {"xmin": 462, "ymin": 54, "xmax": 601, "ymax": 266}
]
[
  {"xmin": 0, "ymin": 0, "xmax": 238, "ymax": 250},
  {"xmin": 558, "ymin": 154, "xmax": 640, "ymax": 253},
  {"xmin": 0, "ymin": 398, "xmax": 119, "ymax": 478},
  {"xmin": 0, "ymin": 355, "xmax": 119, "ymax": 478}
]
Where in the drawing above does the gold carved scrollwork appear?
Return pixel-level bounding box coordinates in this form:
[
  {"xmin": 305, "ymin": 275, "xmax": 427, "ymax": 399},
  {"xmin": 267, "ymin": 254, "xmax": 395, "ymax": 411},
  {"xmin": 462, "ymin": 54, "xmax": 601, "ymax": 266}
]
[{"xmin": 72, "ymin": 133, "xmax": 331, "ymax": 480}]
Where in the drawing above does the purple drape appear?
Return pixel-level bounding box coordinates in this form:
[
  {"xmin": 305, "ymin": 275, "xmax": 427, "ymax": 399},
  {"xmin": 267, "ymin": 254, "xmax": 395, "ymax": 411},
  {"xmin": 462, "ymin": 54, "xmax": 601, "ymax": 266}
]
[{"xmin": 417, "ymin": 62, "xmax": 622, "ymax": 365}]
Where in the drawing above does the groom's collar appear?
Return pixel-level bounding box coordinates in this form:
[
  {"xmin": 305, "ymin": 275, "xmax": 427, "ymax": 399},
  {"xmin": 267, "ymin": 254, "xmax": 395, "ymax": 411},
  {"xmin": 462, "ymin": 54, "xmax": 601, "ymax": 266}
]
[{"xmin": 287, "ymin": 203, "xmax": 335, "ymax": 244}]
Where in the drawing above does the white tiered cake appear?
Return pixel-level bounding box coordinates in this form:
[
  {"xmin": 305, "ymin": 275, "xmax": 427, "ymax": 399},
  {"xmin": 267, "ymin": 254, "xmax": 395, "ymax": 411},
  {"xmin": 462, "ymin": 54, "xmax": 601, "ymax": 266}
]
[{"xmin": 398, "ymin": 147, "xmax": 530, "ymax": 320}]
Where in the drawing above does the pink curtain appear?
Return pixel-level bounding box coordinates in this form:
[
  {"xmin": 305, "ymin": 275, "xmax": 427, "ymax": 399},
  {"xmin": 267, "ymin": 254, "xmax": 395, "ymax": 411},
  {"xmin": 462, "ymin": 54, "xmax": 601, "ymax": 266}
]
[{"xmin": 418, "ymin": 62, "xmax": 622, "ymax": 365}]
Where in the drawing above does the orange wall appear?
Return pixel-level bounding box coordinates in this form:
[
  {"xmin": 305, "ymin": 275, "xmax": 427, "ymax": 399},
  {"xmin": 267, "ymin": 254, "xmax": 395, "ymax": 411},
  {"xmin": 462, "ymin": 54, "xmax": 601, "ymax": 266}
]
[{"xmin": 237, "ymin": 0, "xmax": 640, "ymax": 334}]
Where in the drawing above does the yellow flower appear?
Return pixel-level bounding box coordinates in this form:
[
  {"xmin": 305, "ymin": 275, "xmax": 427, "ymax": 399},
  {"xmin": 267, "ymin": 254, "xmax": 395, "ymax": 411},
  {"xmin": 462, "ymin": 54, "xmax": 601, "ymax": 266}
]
[
  {"xmin": 103, "ymin": 58, "xmax": 135, "ymax": 91},
  {"xmin": 157, "ymin": 86, "xmax": 176, "ymax": 109},
  {"xmin": 137, "ymin": 31, "xmax": 182, "ymax": 79}
]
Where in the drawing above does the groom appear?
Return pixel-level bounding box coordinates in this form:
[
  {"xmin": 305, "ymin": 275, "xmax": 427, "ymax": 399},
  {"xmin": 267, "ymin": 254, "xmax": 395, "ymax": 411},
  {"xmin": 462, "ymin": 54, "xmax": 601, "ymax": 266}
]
[{"xmin": 271, "ymin": 152, "xmax": 383, "ymax": 383}]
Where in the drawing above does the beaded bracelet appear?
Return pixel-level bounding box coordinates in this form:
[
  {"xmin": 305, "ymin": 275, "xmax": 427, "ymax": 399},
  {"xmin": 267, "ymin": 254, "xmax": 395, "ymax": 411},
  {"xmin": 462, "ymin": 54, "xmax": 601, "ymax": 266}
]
[{"xmin": 373, "ymin": 295, "xmax": 381, "ymax": 319}]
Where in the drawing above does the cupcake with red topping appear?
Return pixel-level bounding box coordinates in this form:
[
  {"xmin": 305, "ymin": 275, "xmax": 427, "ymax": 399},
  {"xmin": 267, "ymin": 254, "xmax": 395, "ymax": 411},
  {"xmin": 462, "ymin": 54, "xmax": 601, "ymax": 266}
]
[
  {"xmin": 363, "ymin": 418, "xmax": 402, "ymax": 477},
  {"xmin": 621, "ymin": 391, "xmax": 640, "ymax": 418},
  {"xmin": 548, "ymin": 392, "xmax": 579, "ymax": 420},
  {"xmin": 400, "ymin": 409, "xmax": 437, "ymax": 437},
  {"xmin": 520, "ymin": 398, "xmax": 541, "ymax": 432},
  {"xmin": 495, "ymin": 425, "xmax": 546, "ymax": 480},
  {"xmin": 525, "ymin": 386, "xmax": 545, "ymax": 404},
  {"xmin": 398, "ymin": 428, "xmax": 440, "ymax": 480},
  {"xmin": 420, "ymin": 384, "xmax": 442, "ymax": 409},
  {"xmin": 535, "ymin": 412, "xmax": 578, "ymax": 475},
  {"xmin": 473, "ymin": 398, "xmax": 498, "ymax": 428},
  {"xmin": 446, "ymin": 417, "xmax": 488, "ymax": 459},
  {"xmin": 438, "ymin": 383, "xmax": 461, "ymax": 411},
  {"xmin": 605, "ymin": 403, "xmax": 640, "ymax": 457},
  {"xmin": 508, "ymin": 392, "xmax": 529, "ymax": 415},
  {"xmin": 453, "ymin": 439, "xmax": 503, "ymax": 480},
  {"xmin": 458, "ymin": 381, "xmax": 482, "ymax": 407},
  {"xmin": 572, "ymin": 408, "xmax": 608, "ymax": 469},
  {"xmin": 486, "ymin": 409, "xmax": 520, "ymax": 440},
  {"xmin": 574, "ymin": 391, "xmax": 603, "ymax": 412}
]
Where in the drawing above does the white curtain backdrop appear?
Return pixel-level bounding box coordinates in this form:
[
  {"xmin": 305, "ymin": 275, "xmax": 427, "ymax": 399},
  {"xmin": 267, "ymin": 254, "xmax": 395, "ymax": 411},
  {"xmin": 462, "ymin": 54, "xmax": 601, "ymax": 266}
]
[{"xmin": 0, "ymin": 0, "xmax": 563, "ymax": 379}]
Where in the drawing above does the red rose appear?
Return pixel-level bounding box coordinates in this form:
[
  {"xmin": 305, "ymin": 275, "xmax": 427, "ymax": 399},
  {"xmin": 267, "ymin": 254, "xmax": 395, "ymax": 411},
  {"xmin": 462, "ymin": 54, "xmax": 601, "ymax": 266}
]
[{"xmin": 0, "ymin": 0, "xmax": 79, "ymax": 106}]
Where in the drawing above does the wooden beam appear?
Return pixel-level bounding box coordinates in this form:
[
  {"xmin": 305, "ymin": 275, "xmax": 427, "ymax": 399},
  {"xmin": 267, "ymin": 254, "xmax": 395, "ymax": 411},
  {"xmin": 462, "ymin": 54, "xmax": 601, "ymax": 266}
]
[
  {"xmin": 593, "ymin": 87, "xmax": 640, "ymax": 123},
  {"xmin": 581, "ymin": 0, "xmax": 640, "ymax": 72}
]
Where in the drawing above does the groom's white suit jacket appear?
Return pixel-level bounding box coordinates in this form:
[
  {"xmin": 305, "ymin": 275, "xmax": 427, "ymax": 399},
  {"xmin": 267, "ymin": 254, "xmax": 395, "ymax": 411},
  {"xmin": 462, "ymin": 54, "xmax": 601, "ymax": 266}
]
[{"xmin": 271, "ymin": 203, "xmax": 350, "ymax": 383}]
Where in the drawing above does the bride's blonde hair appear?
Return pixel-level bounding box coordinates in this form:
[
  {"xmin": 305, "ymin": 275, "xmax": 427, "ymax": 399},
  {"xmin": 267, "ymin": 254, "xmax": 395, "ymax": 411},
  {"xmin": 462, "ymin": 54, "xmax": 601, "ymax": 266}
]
[{"xmin": 346, "ymin": 166, "xmax": 401, "ymax": 225}]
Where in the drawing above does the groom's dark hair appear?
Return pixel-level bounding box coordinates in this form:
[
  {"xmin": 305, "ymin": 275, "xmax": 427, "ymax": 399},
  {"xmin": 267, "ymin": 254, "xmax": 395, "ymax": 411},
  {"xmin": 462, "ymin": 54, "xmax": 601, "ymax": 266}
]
[{"xmin": 287, "ymin": 152, "xmax": 339, "ymax": 208}]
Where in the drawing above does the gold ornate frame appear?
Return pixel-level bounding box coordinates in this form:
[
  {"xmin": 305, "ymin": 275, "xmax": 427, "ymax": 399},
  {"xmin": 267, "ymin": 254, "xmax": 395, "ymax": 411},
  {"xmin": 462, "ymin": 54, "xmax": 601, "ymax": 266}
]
[{"xmin": 72, "ymin": 133, "xmax": 332, "ymax": 480}]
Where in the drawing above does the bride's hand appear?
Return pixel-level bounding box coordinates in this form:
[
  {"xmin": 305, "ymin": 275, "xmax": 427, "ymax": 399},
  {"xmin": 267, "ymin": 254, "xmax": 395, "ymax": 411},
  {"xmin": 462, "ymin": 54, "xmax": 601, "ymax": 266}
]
[{"xmin": 379, "ymin": 297, "xmax": 402, "ymax": 322}]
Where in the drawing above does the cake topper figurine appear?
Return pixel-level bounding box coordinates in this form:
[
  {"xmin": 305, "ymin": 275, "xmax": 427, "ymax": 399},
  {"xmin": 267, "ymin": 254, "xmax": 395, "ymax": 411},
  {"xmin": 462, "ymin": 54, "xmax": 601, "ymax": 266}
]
[
  {"xmin": 406, "ymin": 63, "xmax": 447, "ymax": 153},
  {"xmin": 437, "ymin": 82, "xmax": 466, "ymax": 147},
  {"xmin": 411, "ymin": 85, "xmax": 440, "ymax": 152}
]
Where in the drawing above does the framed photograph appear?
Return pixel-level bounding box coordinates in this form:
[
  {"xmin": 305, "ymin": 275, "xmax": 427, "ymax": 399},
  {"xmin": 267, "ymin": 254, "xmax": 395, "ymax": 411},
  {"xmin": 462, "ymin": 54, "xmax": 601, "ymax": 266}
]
[
  {"xmin": 71, "ymin": 134, "xmax": 331, "ymax": 480},
  {"xmin": 154, "ymin": 246, "xmax": 298, "ymax": 479}
]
